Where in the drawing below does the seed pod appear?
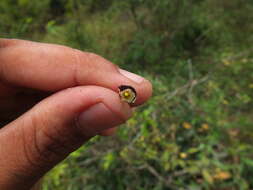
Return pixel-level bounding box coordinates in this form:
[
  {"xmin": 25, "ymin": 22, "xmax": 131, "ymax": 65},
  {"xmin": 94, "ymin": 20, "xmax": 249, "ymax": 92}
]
[{"xmin": 118, "ymin": 85, "xmax": 137, "ymax": 104}]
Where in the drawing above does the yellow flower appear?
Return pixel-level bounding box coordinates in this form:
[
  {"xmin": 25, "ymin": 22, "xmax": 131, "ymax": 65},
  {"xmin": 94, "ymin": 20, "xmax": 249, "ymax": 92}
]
[
  {"xmin": 179, "ymin": 152, "xmax": 187, "ymax": 159},
  {"xmin": 183, "ymin": 122, "xmax": 192, "ymax": 129},
  {"xmin": 201, "ymin": 123, "xmax": 209, "ymax": 130},
  {"xmin": 198, "ymin": 123, "xmax": 210, "ymax": 132},
  {"xmin": 249, "ymin": 84, "xmax": 253, "ymax": 89},
  {"xmin": 214, "ymin": 171, "xmax": 231, "ymax": 180},
  {"xmin": 222, "ymin": 59, "xmax": 231, "ymax": 66}
]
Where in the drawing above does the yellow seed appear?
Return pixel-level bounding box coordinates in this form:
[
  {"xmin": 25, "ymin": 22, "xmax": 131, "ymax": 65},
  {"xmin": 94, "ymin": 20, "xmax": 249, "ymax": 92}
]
[{"xmin": 124, "ymin": 92, "xmax": 130, "ymax": 97}]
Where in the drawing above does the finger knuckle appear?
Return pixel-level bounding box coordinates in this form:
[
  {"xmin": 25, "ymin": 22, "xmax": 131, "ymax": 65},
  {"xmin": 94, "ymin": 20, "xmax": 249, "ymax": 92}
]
[
  {"xmin": 25, "ymin": 112, "xmax": 69, "ymax": 165},
  {"xmin": 84, "ymin": 52, "xmax": 118, "ymax": 71}
]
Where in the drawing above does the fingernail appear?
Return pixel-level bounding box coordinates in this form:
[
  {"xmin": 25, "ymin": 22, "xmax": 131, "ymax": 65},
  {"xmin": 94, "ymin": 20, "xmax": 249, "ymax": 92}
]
[
  {"xmin": 77, "ymin": 103, "xmax": 131, "ymax": 136},
  {"xmin": 119, "ymin": 69, "xmax": 144, "ymax": 84}
]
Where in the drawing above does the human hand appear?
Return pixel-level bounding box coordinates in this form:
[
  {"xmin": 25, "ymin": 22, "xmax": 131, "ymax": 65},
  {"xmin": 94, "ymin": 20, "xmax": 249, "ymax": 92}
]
[{"xmin": 0, "ymin": 39, "xmax": 152, "ymax": 189}]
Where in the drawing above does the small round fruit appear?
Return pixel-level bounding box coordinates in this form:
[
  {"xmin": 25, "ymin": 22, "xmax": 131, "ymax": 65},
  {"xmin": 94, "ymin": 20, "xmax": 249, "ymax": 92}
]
[{"xmin": 118, "ymin": 85, "xmax": 137, "ymax": 104}]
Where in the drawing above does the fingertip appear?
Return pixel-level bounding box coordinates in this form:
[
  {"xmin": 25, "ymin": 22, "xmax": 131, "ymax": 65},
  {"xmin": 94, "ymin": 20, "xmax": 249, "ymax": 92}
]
[
  {"xmin": 134, "ymin": 79, "xmax": 153, "ymax": 106},
  {"xmin": 109, "ymin": 68, "xmax": 152, "ymax": 107}
]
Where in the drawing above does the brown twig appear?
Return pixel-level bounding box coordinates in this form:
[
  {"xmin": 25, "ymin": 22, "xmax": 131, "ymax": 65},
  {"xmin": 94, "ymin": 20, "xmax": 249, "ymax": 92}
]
[{"xmin": 164, "ymin": 75, "xmax": 209, "ymax": 101}]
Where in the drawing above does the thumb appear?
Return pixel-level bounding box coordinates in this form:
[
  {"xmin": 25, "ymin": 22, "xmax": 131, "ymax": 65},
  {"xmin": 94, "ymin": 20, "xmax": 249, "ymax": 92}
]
[{"xmin": 0, "ymin": 86, "xmax": 132, "ymax": 190}]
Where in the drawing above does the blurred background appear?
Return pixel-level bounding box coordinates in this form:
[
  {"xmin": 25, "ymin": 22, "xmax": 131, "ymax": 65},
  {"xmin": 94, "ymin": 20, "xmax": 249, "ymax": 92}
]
[{"xmin": 1, "ymin": 0, "xmax": 253, "ymax": 189}]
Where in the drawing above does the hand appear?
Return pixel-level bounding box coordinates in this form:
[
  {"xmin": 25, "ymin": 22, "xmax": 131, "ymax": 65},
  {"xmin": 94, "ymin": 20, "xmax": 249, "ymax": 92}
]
[{"xmin": 0, "ymin": 39, "xmax": 152, "ymax": 189}]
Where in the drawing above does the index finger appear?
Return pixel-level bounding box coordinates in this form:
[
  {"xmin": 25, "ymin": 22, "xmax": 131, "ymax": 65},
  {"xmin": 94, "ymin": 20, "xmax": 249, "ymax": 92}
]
[{"xmin": 0, "ymin": 39, "xmax": 152, "ymax": 106}]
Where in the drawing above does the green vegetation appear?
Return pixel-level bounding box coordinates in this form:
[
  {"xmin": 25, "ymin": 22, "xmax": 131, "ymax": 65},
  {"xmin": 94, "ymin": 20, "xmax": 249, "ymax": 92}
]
[{"xmin": 1, "ymin": 0, "xmax": 253, "ymax": 189}]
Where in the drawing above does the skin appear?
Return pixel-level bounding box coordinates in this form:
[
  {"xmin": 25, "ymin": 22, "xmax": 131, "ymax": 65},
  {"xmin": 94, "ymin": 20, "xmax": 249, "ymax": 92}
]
[{"xmin": 0, "ymin": 39, "xmax": 152, "ymax": 190}]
